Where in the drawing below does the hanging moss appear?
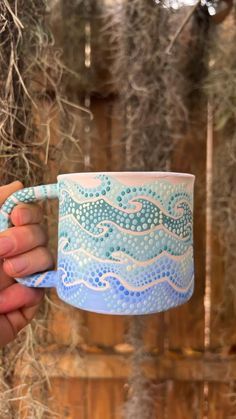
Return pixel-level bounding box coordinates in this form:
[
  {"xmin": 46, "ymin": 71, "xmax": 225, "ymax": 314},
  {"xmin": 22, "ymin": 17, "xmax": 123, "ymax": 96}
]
[
  {"xmin": 104, "ymin": 1, "xmax": 208, "ymax": 172},
  {"xmin": 0, "ymin": 1, "xmax": 85, "ymax": 417},
  {"xmin": 0, "ymin": 1, "xmax": 45, "ymax": 184},
  {"xmin": 53, "ymin": 0, "xmax": 113, "ymax": 98}
]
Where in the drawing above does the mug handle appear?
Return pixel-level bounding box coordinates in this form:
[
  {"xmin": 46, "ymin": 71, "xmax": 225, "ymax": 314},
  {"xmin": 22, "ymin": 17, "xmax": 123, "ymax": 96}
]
[{"xmin": 0, "ymin": 184, "xmax": 59, "ymax": 288}]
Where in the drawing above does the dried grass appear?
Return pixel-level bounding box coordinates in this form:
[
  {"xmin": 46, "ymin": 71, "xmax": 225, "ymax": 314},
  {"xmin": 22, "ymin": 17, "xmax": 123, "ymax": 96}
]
[
  {"xmin": 0, "ymin": 0, "xmax": 85, "ymax": 186},
  {"xmin": 122, "ymin": 317, "xmax": 164, "ymax": 419},
  {"xmin": 0, "ymin": 1, "xmax": 86, "ymax": 417},
  {"xmin": 102, "ymin": 0, "xmax": 208, "ymax": 172}
]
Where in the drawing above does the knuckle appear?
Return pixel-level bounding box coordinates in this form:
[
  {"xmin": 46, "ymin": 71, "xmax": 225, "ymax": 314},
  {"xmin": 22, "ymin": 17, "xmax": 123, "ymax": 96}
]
[
  {"xmin": 4, "ymin": 254, "xmax": 31, "ymax": 276},
  {"xmin": 38, "ymin": 246, "xmax": 52, "ymax": 265},
  {"xmin": 7, "ymin": 225, "xmax": 45, "ymax": 253},
  {"xmin": 11, "ymin": 206, "xmax": 23, "ymax": 225},
  {"xmin": 25, "ymin": 224, "xmax": 46, "ymax": 245},
  {"xmin": 4, "ymin": 247, "xmax": 53, "ymax": 277},
  {"xmin": 11, "ymin": 203, "xmax": 43, "ymax": 225}
]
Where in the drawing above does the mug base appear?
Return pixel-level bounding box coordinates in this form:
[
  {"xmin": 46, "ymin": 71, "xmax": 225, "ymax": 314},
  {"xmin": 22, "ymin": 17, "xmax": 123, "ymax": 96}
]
[{"xmin": 57, "ymin": 290, "xmax": 193, "ymax": 316}]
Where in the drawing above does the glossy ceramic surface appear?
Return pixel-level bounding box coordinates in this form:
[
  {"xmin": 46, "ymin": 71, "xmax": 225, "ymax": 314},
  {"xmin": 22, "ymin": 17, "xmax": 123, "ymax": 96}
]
[{"xmin": 0, "ymin": 172, "xmax": 195, "ymax": 315}]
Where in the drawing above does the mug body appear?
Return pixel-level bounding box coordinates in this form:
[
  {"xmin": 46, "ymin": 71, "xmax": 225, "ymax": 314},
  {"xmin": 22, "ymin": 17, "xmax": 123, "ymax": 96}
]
[{"xmin": 56, "ymin": 172, "xmax": 195, "ymax": 315}]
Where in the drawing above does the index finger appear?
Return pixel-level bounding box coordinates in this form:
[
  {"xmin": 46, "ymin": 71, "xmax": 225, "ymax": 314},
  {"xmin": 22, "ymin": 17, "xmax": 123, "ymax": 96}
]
[
  {"xmin": 11, "ymin": 203, "xmax": 43, "ymax": 226},
  {"xmin": 0, "ymin": 181, "xmax": 23, "ymax": 206}
]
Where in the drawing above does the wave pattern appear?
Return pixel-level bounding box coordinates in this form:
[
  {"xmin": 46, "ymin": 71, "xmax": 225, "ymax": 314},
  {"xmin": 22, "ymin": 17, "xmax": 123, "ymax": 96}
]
[
  {"xmin": 60, "ymin": 191, "xmax": 192, "ymax": 239},
  {"xmin": 60, "ymin": 215, "xmax": 191, "ymax": 262},
  {"xmin": 56, "ymin": 174, "xmax": 194, "ymax": 314},
  {"xmin": 60, "ymin": 175, "xmax": 193, "ymax": 214}
]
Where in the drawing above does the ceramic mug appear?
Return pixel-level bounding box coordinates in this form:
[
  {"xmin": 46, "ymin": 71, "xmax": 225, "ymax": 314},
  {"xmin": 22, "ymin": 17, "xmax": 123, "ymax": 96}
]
[{"xmin": 0, "ymin": 172, "xmax": 195, "ymax": 315}]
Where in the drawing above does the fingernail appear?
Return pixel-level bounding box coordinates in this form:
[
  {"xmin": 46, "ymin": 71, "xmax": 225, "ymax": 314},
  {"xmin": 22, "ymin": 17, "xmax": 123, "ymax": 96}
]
[
  {"xmin": 0, "ymin": 237, "xmax": 14, "ymax": 256},
  {"xmin": 18, "ymin": 207, "xmax": 31, "ymax": 224},
  {"xmin": 5, "ymin": 256, "xmax": 28, "ymax": 274}
]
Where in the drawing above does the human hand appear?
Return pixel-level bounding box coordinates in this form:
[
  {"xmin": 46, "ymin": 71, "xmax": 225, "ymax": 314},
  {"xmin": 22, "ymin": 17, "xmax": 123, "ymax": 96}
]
[{"xmin": 0, "ymin": 181, "xmax": 53, "ymax": 347}]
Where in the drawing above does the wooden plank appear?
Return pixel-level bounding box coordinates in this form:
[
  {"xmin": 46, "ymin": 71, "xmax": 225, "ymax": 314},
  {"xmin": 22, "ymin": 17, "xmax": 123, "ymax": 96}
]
[
  {"xmin": 209, "ymin": 230, "xmax": 225, "ymax": 350},
  {"xmin": 209, "ymin": 131, "xmax": 231, "ymax": 351},
  {"xmin": 48, "ymin": 291, "xmax": 86, "ymax": 347},
  {"xmin": 48, "ymin": 378, "xmax": 86, "ymax": 419},
  {"xmin": 113, "ymin": 380, "xmax": 126, "ymax": 419},
  {"xmin": 110, "ymin": 99, "xmax": 126, "ymax": 172},
  {"xmin": 168, "ymin": 107, "xmax": 207, "ymax": 350},
  {"xmin": 90, "ymin": 98, "xmax": 114, "ymax": 172},
  {"xmin": 208, "ymin": 15, "xmax": 236, "ymax": 354},
  {"xmin": 208, "ymin": 383, "xmax": 235, "ymax": 419},
  {"xmin": 87, "ymin": 379, "xmax": 125, "ymax": 419},
  {"xmin": 85, "ymin": 311, "xmax": 163, "ymax": 352},
  {"xmin": 84, "ymin": 312, "xmax": 129, "ymax": 348},
  {"xmin": 15, "ymin": 351, "xmax": 236, "ymax": 382},
  {"xmin": 123, "ymin": 379, "xmax": 166, "ymax": 419},
  {"xmin": 143, "ymin": 313, "xmax": 165, "ymax": 352},
  {"xmin": 166, "ymin": 381, "xmax": 204, "ymax": 419},
  {"xmin": 153, "ymin": 381, "xmax": 166, "ymax": 419}
]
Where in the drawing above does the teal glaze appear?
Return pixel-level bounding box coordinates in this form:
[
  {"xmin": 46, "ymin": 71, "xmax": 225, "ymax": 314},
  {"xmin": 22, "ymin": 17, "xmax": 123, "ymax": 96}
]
[{"xmin": 0, "ymin": 172, "xmax": 195, "ymax": 315}]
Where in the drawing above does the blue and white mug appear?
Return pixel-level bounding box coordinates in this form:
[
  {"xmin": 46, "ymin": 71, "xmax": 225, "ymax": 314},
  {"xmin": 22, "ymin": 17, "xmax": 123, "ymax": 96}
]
[{"xmin": 0, "ymin": 172, "xmax": 195, "ymax": 315}]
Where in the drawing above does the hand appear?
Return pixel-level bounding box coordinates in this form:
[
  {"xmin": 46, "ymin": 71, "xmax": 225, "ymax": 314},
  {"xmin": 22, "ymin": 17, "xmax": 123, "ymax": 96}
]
[{"xmin": 0, "ymin": 181, "xmax": 53, "ymax": 347}]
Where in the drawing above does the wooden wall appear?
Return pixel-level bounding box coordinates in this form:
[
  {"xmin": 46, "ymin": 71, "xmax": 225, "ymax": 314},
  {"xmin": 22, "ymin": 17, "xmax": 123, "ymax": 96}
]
[{"xmin": 16, "ymin": 92, "xmax": 235, "ymax": 419}]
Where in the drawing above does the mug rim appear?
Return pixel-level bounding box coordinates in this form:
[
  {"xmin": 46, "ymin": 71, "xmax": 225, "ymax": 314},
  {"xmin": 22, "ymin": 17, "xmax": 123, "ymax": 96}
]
[{"xmin": 58, "ymin": 171, "xmax": 195, "ymax": 179}]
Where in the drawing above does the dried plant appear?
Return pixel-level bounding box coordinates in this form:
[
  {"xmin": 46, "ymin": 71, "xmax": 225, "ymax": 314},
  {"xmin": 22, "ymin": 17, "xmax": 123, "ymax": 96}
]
[
  {"xmin": 0, "ymin": 0, "xmax": 85, "ymax": 186},
  {"xmin": 0, "ymin": 1, "xmax": 85, "ymax": 417},
  {"xmin": 102, "ymin": 0, "xmax": 208, "ymax": 172},
  {"xmin": 122, "ymin": 318, "xmax": 158, "ymax": 419}
]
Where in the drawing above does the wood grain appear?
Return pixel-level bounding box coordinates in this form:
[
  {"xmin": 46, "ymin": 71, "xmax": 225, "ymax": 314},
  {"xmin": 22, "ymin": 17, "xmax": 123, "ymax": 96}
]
[
  {"xmin": 169, "ymin": 107, "xmax": 207, "ymax": 351},
  {"xmin": 15, "ymin": 350, "xmax": 236, "ymax": 382},
  {"xmin": 208, "ymin": 383, "xmax": 236, "ymax": 419},
  {"xmin": 166, "ymin": 381, "xmax": 204, "ymax": 419},
  {"xmin": 87, "ymin": 379, "xmax": 125, "ymax": 419},
  {"xmin": 48, "ymin": 378, "xmax": 86, "ymax": 419}
]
